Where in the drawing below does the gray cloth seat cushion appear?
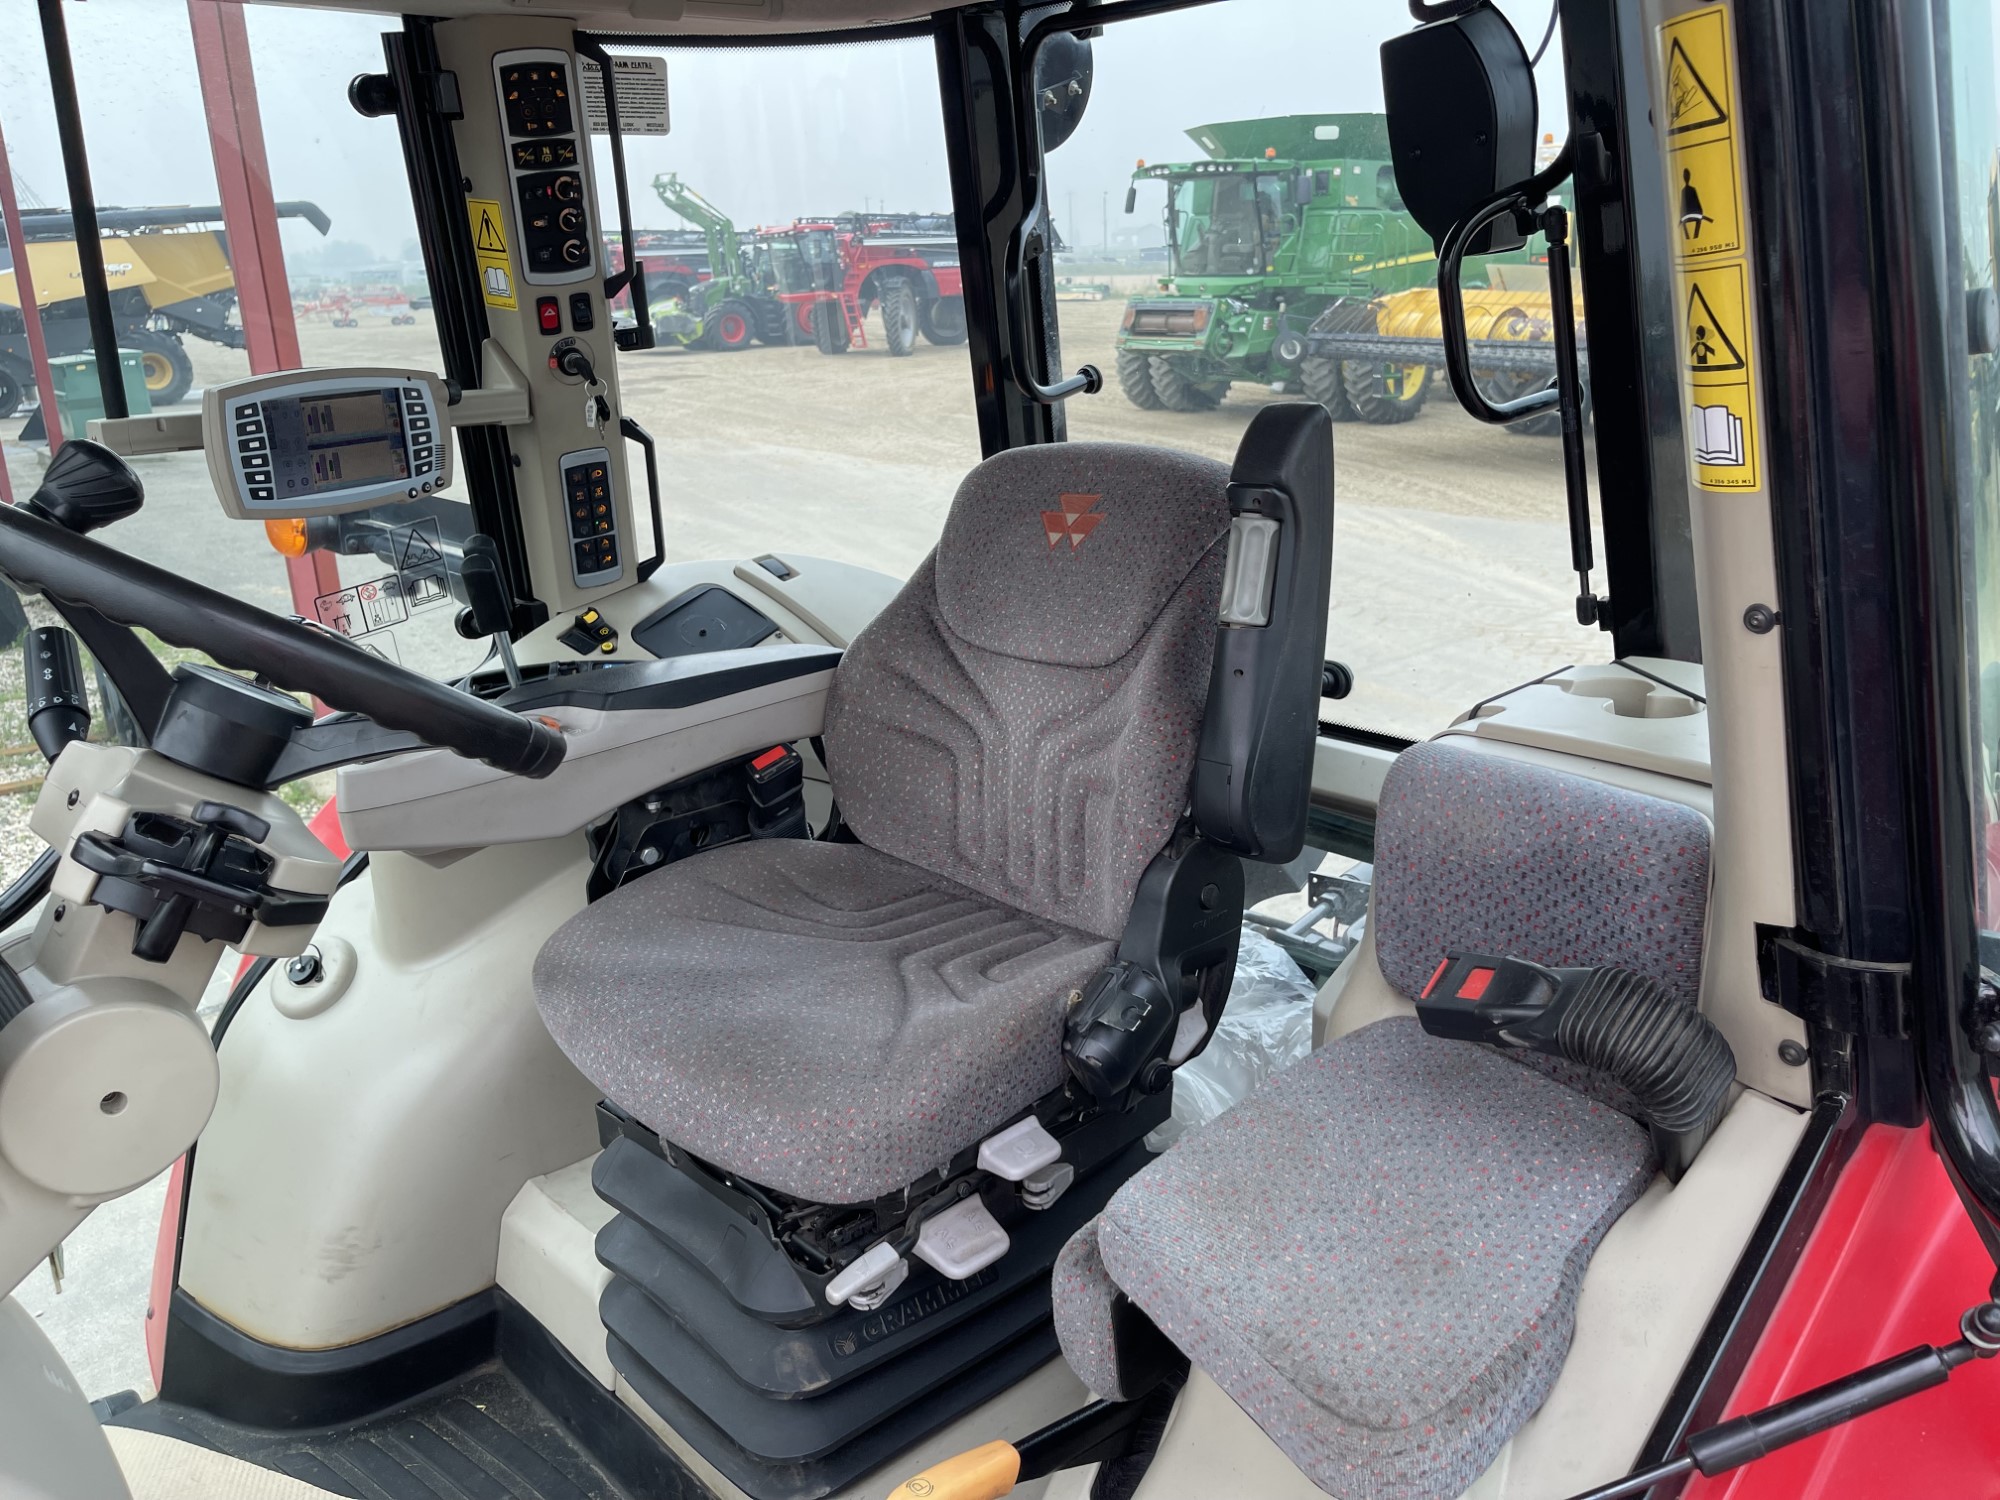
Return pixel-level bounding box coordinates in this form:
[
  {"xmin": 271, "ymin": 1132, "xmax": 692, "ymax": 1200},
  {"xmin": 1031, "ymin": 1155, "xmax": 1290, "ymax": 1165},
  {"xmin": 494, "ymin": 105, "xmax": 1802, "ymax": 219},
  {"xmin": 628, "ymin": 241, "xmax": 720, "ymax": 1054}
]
[
  {"xmin": 1059, "ymin": 1016, "xmax": 1655, "ymax": 1499},
  {"xmin": 534, "ymin": 837, "xmax": 1110, "ymax": 1203}
]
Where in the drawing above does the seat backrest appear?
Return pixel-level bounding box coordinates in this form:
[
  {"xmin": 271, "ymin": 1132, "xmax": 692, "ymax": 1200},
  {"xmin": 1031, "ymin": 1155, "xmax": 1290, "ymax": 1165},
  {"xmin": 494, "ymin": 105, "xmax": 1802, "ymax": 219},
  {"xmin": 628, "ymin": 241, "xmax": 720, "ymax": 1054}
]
[
  {"xmin": 823, "ymin": 440, "xmax": 1232, "ymax": 940},
  {"xmin": 1372, "ymin": 738, "xmax": 1712, "ymax": 1010}
]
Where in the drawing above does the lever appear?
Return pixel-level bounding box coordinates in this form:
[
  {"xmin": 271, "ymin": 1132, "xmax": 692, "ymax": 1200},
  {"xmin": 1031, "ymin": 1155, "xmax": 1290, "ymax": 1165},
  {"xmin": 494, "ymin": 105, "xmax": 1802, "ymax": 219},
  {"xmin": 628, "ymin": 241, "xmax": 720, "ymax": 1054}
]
[
  {"xmin": 23, "ymin": 627, "xmax": 91, "ymax": 760},
  {"xmin": 130, "ymin": 801, "xmax": 272, "ymax": 963},
  {"xmin": 458, "ymin": 534, "xmax": 522, "ymax": 688},
  {"xmin": 24, "ymin": 439, "xmax": 145, "ymax": 535}
]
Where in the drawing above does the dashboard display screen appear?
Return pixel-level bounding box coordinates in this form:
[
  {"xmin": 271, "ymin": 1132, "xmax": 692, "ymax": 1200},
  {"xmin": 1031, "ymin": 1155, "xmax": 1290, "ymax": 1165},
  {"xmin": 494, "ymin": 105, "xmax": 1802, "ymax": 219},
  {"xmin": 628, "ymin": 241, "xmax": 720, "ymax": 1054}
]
[{"xmin": 262, "ymin": 389, "xmax": 409, "ymax": 499}]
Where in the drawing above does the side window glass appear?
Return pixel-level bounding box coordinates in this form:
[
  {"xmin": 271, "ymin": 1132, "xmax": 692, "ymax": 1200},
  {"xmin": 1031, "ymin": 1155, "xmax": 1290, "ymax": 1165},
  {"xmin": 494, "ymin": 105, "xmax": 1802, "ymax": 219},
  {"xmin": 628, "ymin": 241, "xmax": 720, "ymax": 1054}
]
[
  {"xmin": 1046, "ymin": 1, "xmax": 1609, "ymax": 741},
  {"xmin": 595, "ymin": 38, "xmax": 979, "ymax": 582}
]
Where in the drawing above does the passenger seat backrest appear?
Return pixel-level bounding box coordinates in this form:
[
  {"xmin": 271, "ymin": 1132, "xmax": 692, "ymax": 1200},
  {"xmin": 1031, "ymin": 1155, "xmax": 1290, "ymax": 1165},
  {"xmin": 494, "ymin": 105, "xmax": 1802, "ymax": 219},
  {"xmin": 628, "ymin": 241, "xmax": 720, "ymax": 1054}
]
[
  {"xmin": 1372, "ymin": 739, "xmax": 1712, "ymax": 1010},
  {"xmin": 823, "ymin": 441, "xmax": 1233, "ymax": 941}
]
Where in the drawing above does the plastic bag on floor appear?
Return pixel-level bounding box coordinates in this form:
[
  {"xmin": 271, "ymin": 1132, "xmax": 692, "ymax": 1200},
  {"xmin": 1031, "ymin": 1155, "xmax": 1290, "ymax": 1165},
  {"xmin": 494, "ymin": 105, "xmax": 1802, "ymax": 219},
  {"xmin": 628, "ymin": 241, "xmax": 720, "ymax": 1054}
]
[{"xmin": 1146, "ymin": 926, "xmax": 1317, "ymax": 1152}]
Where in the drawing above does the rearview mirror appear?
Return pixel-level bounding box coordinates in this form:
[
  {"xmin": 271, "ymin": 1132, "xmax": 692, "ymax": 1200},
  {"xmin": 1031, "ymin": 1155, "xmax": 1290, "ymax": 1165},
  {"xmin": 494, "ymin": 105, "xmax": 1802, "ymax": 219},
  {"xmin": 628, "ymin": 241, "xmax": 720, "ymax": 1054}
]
[
  {"xmin": 1035, "ymin": 32, "xmax": 1094, "ymax": 152},
  {"xmin": 1381, "ymin": 1, "xmax": 1537, "ymax": 254},
  {"xmin": 1293, "ymin": 170, "xmax": 1315, "ymax": 207},
  {"xmin": 1124, "ymin": 185, "xmax": 1137, "ymax": 215}
]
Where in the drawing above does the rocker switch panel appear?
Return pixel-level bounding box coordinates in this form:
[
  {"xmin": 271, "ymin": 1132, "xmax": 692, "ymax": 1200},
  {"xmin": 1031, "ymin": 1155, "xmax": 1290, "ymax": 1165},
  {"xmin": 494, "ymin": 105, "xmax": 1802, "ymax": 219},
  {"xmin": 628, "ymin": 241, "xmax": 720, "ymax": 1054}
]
[{"xmin": 561, "ymin": 446, "xmax": 621, "ymax": 587}]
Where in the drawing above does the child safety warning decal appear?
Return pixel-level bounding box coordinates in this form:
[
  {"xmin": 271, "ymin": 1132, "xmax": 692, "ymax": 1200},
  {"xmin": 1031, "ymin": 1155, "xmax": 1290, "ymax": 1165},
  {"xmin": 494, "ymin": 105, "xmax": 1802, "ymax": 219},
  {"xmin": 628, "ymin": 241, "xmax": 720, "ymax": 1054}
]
[{"xmin": 1661, "ymin": 3, "xmax": 1760, "ymax": 491}]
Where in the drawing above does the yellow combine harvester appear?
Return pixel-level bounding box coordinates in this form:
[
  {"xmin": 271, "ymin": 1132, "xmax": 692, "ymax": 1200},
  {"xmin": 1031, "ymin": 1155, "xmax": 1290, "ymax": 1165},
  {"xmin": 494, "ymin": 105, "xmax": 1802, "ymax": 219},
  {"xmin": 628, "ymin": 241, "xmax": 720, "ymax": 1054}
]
[{"xmin": 0, "ymin": 201, "xmax": 329, "ymax": 416}]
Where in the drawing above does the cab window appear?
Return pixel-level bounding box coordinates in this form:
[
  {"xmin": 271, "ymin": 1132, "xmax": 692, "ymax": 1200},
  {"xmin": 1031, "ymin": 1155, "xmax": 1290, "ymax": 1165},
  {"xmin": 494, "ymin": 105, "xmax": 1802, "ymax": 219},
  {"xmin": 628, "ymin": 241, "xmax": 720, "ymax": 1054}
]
[
  {"xmin": 1046, "ymin": 0, "xmax": 1614, "ymax": 742},
  {"xmin": 595, "ymin": 36, "xmax": 979, "ymax": 582}
]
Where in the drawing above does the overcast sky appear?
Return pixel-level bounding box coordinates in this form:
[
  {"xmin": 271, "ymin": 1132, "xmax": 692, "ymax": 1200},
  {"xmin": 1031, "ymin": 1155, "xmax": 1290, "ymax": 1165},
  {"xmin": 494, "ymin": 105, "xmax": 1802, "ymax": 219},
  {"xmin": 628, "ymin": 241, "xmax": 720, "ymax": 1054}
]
[{"xmin": 0, "ymin": 0, "xmax": 1570, "ymax": 263}]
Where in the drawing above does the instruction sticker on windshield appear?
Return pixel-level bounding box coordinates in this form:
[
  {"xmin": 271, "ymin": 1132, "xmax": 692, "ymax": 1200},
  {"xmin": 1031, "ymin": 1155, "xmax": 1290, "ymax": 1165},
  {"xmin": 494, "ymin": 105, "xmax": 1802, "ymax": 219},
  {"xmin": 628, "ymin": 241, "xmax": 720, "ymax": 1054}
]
[
  {"xmin": 315, "ymin": 576, "xmax": 409, "ymax": 639},
  {"xmin": 388, "ymin": 518, "xmax": 453, "ymax": 613},
  {"xmin": 1661, "ymin": 3, "xmax": 1759, "ymax": 492},
  {"xmin": 581, "ymin": 56, "xmax": 670, "ymax": 135},
  {"xmin": 466, "ymin": 197, "xmax": 518, "ymax": 311}
]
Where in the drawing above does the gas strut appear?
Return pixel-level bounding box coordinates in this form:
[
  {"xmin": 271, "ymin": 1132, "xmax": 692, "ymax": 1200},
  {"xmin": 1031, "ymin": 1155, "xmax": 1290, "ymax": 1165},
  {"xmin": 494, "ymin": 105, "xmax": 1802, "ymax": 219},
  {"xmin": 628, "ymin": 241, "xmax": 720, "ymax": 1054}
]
[{"xmin": 1561, "ymin": 1296, "xmax": 2000, "ymax": 1499}]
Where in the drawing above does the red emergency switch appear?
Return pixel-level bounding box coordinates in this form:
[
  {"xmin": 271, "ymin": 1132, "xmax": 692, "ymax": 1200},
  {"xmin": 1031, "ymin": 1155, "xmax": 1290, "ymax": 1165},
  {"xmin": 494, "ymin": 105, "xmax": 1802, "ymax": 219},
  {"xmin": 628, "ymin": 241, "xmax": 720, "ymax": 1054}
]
[{"xmin": 536, "ymin": 296, "xmax": 561, "ymax": 335}]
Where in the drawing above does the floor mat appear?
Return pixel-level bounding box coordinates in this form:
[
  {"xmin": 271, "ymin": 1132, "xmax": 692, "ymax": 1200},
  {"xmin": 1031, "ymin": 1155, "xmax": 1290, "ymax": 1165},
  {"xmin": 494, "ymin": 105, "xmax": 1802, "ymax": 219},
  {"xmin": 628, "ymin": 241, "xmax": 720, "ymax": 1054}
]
[{"xmin": 114, "ymin": 1356, "xmax": 708, "ymax": 1500}]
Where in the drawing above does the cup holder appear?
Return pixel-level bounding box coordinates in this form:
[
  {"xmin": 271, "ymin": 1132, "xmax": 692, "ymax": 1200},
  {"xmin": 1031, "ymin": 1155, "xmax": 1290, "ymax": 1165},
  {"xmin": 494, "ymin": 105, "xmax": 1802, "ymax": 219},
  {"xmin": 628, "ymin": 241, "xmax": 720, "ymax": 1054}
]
[{"xmin": 1558, "ymin": 671, "xmax": 1702, "ymax": 720}]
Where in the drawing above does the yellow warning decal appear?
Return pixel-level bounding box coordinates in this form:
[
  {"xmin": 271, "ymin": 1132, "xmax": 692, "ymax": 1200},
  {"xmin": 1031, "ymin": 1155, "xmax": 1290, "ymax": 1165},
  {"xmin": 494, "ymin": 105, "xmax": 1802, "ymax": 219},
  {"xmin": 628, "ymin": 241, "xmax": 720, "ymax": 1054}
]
[
  {"xmin": 1661, "ymin": 3, "xmax": 1757, "ymax": 491},
  {"xmin": 465, "ymin": 197, "xmax": 517, "ymax": 311},
  {"xmin": 1678, "ymin": 261, "xmax": 1759, "ymax": 489}
]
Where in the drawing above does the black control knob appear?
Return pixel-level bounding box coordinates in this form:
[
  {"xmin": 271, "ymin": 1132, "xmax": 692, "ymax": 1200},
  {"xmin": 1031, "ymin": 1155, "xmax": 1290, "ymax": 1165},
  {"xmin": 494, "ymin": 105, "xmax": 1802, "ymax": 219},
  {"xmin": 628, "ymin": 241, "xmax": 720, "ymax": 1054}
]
[
  {"xmin": 552, "ymin": 174, "xmax": 580, "ymax": 202},
  {"xmin": 561, "ymin": 239, "xmax": 587, "ymax": 265},
  {"xmin": 557, "ymin": 207, "xmax": 583, "ymax": 233},
  {"xmin": 23, "ymin": 627, "xmax": 91, "ymax": 761},
  {"xmin": 25, "ymin": 439, "xmax": 144, "ymax": 535}
]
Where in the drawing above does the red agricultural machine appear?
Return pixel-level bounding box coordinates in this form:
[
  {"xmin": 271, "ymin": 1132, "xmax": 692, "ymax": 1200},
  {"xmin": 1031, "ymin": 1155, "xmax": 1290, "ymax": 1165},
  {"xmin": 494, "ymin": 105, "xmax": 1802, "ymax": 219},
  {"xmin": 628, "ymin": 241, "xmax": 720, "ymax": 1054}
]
[{"xmin": 756, "ymin": 212, "xmax": 968, "ymax": 356}]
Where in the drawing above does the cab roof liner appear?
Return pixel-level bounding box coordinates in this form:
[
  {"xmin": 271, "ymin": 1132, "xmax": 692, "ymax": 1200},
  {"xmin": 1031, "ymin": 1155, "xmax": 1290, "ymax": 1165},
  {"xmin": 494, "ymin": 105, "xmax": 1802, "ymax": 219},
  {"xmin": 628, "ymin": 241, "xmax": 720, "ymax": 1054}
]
[{"xmin": 256, "ymin": 0, "xmax": 978, "ymax": 38}]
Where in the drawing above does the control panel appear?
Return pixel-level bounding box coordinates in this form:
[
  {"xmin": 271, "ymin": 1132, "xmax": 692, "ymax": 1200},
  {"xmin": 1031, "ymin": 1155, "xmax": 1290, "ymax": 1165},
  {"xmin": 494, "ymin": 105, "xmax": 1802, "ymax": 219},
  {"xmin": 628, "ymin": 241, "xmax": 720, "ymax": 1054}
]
[
  {"xmin": 201, "ymin": 369, "xmax": 451, "ymax": 519},
  {"xmin": 494, "ymin": 49, "xmax": 595, "ymax": 287},
  {"xmin": 561, "ymin": 446, "xmax": 621, "ymax": 586}
]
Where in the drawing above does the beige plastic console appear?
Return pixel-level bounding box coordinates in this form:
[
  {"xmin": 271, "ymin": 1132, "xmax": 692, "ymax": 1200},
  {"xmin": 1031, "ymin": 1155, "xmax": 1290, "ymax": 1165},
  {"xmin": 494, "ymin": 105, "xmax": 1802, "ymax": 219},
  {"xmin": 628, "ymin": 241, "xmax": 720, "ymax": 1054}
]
[{"xmin": 336, "ymin": 645, "xmax": 836, "ymax": 853}]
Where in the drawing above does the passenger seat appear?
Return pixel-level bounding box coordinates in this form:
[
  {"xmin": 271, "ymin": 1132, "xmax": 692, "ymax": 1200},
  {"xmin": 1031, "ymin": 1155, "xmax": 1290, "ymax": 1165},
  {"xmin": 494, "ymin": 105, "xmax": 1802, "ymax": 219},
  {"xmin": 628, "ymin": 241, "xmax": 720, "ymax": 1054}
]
[{"xmin": 1052, "ymin": 738, "xmax": 1715, "ymax": 1498}]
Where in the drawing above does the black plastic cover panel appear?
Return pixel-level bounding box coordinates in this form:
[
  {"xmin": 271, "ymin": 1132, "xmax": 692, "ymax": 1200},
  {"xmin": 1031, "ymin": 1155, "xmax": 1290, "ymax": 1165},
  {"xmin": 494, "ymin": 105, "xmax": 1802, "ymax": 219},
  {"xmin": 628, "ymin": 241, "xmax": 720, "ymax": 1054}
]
[{"xmin": 632, "ymin": 584, "xmax": 780, "ymax": 659}]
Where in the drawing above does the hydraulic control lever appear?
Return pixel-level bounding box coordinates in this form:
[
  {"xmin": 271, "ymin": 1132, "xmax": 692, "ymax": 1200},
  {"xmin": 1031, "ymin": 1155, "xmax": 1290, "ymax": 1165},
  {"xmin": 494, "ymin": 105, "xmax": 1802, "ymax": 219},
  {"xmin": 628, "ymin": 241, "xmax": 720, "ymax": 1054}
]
[
  {"xmin": 22, "ymin": 627, "xmax": 91, "ymax": 761},
  {"xmin": 457, "ymin": 534, "xmax": 522, "ymax": 689},
  {"xmin": 1416, "ymin": 952, "xmax": 1737, "ymax": 1182}
]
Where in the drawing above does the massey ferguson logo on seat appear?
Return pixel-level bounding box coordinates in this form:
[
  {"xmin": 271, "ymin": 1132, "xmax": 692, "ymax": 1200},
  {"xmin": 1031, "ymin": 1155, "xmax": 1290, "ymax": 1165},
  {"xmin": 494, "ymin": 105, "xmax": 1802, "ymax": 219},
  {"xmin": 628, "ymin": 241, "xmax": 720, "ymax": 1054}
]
[{"xmin": 1043, "ymin": 492, "xmax": 1104, "ymax": 549}]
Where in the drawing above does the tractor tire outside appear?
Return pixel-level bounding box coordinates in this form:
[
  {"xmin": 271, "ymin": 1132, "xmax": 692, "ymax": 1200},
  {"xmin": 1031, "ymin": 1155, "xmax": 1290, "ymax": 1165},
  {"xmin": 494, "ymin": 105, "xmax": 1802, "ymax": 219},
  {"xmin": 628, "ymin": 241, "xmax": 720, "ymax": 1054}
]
[
  {"xmin": 1341, "ymin": 358, "xmax": 1429, "ymax": 425},
  {"xmin": 1148, "ymin": 355, "xmax": 1226, "ymax": 412},
  {"xmin": 126, "ymin": 328, "xmax": 195, "ymax": 407},
  {"xmin": 706, "ymin": 300, "xmax": 756, "ymax": 352},
  {"xmin": 1299, "ymin": 356, "xmax": 1357, "ymax": 421},
  {"xmin": 880, "ymin": 282, "xmax": 919, "ymax": 357},
  {"xmin": 919, "ymin": 295, "xmax": 968, "ymax": 345},
  {"xmin": 0, "ymin": 364, "xmax": 22, "ymax": 421},
  {"xmin": 1116, "ymin": 348, "xmax": 1166, "ymax": 409},
  {"xmin": 811, "ymin": 300, "xmax": 851, "ymax": 355},
  {"xmin": 753, "ymin": 298, "xmax": 793, "ymax": 345}
]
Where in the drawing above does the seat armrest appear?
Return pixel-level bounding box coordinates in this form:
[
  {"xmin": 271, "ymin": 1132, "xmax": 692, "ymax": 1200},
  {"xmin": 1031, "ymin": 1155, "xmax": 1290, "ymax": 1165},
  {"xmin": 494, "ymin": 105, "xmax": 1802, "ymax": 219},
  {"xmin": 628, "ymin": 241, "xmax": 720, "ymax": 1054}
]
[
  {"xmin": 337, "ymin": 646, "xmax": 840, "ymax": 853},
  {"xmin": 1193, "ymin": 404, "xmax": 1335, "ymax": 864}
]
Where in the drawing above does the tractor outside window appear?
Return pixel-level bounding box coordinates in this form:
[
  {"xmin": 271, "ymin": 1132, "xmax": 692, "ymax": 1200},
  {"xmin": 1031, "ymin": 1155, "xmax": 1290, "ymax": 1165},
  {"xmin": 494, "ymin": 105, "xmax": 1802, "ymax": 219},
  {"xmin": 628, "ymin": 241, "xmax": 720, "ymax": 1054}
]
[
  {"xmin": 597, "ymin": 35, "xmax": 978, "ymax": 585},
  {"xmin": 1049, "ymin": 0, "xmax": 1614, "ymax": 742}
]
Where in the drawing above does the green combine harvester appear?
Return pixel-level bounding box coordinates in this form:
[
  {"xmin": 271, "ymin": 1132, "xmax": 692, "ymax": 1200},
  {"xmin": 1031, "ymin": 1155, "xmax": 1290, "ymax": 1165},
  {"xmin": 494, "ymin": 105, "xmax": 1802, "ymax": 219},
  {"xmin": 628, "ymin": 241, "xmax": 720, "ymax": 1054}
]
[{"xmin": 1115, "ymin": 113, "xmax": 1560, "ymax": 422}]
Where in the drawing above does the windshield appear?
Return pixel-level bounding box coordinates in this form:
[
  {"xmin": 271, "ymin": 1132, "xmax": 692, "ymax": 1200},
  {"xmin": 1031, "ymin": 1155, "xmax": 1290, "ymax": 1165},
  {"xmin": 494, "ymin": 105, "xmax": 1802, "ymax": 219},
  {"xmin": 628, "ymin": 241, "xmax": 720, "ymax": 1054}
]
[{"xmin": 1165, "ymin": 172, "xmax": 1287, "ymax": 277}]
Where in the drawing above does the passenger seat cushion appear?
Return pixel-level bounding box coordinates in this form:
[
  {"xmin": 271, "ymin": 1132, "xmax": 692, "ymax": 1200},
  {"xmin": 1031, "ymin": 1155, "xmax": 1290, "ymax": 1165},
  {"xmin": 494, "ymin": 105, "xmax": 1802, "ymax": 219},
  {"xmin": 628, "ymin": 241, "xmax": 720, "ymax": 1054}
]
[
  {"xmin": 1052, "ymin": 1218, "xmax": 1131, "ymax": 1402},
  {"xmin": 1085, "ymin": 1017, "xmax": 1654, "ymax": 1500},
  {"xmin": 533, "ymin": 838, "xmax": 1110, "ymax": 1204},
  {"xmin": 1372, "ymin": 740, "xmax": 1711, "ymax": 1009},
  {"xmin": 824, "ymin": 442, "xmax": 1232, "ymax": 941}
]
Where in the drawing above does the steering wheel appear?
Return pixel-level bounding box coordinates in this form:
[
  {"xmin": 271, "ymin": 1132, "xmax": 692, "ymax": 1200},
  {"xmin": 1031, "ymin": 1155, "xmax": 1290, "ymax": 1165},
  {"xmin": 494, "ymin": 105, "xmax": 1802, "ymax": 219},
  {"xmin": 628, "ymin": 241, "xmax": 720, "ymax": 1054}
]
[{"xmin": 0, "ymin": 496, "xmax": 565, "ymax": 781}]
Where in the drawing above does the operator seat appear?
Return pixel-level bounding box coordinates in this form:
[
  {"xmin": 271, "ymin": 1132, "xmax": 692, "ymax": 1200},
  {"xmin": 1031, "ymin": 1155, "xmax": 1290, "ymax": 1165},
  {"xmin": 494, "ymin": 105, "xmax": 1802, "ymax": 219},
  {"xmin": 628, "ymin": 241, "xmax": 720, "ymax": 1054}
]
[
  {"xmin": 1051, "ymin": 738, "xmax": 1716, "ymax": 1499},
  {"xmin": 531, "ymin": 406, "xmax": 1334, "ymax": 1494}
]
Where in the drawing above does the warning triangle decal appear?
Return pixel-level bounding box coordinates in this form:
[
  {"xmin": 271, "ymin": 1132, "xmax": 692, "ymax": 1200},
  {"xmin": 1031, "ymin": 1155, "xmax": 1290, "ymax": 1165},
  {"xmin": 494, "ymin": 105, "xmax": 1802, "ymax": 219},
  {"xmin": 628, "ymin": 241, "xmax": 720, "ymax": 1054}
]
[
  {"xmin": 474, "ymin": 209, "xmax": 507, "ymax": 255},
  {"xmin": 398, "ymin": 523, "xmax": 443, "ymax": 570},
  {"xmin": 1666, "ymin": 39, "xmax": 1727, "ymax": 135},
  {"xmin": 1685, "ymin": 282, "xmax": 1746, "ymax": 373}
]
